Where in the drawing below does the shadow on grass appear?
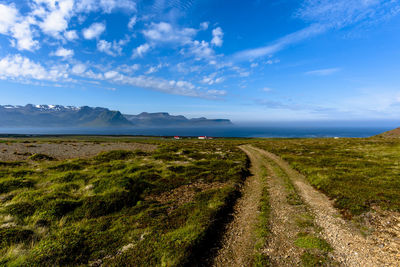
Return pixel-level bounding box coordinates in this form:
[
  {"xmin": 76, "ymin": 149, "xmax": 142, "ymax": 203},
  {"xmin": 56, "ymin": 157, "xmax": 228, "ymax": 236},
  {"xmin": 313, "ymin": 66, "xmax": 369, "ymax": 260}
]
[{"xmin": 185, "ymin": 158, "xmax": 250, "ymax": 267}]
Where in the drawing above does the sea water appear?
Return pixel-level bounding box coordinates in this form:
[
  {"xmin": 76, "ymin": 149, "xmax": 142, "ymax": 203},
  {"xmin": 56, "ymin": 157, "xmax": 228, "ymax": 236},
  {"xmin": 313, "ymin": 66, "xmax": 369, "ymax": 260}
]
[{"xmin": 0, "ymin": 124, "xmax": 395, "ymax": 138}]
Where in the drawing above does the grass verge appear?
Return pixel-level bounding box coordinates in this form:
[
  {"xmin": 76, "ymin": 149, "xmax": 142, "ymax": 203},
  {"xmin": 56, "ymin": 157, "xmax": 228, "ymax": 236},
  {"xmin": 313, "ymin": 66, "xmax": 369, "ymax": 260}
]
[
  {"xmin": 254, "ymin": 138, "xmax": 400, "ymax": 217},
  {"xmin": 253, "ymin": 166, "xmax": 271, "ymax": 266},
  {"xmin": 265, "ymin": 156, "xmax": 334, "ymax": 266}
]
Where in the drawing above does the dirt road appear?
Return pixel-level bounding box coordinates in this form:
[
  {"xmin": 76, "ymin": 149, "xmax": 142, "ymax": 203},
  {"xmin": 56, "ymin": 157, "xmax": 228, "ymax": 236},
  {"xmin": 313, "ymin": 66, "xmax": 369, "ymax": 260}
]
[
  {"xmin": 211, "ymin": 146, "xmax": 264, "ymax": 266},
  {"xmin": 212, "ymin": 145, "xmax": 399, "ymax": 266}
]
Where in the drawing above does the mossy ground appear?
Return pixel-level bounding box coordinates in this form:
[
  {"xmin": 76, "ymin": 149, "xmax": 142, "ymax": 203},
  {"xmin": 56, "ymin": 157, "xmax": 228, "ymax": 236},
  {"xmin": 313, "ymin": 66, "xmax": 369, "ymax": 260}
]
[
  {"xmin": 253, "ymin": 166, "xmax": 271, "ymax": 266},
  {"xmin": 2, "ymin": 136, "xmax": 400, "ymax": 265},
  {"xmin": 0, "ymin": 138, "xmax": 248, "ymax": 266},
  {"xmin": 254, "ymin": 138, "xmax": 400, "ymax": 216},
  {"xmin": 263, "ymin": 153, "xmax": 334, "ymax": 266}
]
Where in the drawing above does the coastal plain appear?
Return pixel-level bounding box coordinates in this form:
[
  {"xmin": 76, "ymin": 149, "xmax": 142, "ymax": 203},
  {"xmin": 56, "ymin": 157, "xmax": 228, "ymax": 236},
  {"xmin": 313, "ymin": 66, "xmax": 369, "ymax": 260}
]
[{"xmin": 0, "ymin": 136, "xmax": 399, "ymax": 266}]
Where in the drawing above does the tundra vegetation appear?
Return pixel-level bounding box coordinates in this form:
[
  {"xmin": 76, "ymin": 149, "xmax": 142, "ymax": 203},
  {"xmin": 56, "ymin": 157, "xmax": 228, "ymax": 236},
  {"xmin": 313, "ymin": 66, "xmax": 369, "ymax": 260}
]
[
  {"xmin": 0, "ymin": 136, "xmax": 399, "ymax": 266},
  {"xmin": 0, "ymin": 138, "xmax": 248, "ymax": 266},
  {"xmin": 253, "ymin": 138, "xmax": 400, "ymax": 216}
]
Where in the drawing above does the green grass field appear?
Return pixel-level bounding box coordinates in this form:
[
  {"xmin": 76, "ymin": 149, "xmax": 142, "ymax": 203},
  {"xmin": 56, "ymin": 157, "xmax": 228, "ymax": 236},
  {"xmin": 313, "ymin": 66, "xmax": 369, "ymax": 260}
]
[
  {"xmin": 0, "ymin": 139, "xmax": 248, "ymax": 266},
  {"xmin": 1, "ymin": 136, "xmax": 400, "ymax": 265},
  {"xmin": 254, "ymin": 138, "xmax": 400, "ymax": 216}
]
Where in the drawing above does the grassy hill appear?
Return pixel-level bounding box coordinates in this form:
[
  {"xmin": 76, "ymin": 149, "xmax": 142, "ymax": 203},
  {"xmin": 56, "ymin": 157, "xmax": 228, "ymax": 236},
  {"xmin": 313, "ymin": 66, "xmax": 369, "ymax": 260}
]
[{"xmin": 377, "ymin": 127, "xmax": 400, "ymax": 138}]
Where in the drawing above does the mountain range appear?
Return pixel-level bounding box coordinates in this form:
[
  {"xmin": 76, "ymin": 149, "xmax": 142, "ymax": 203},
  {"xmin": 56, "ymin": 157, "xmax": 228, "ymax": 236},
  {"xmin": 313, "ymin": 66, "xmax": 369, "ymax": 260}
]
[{"xmin": 0, "ymin": 105, "xmax": 232, "ymax": 127}]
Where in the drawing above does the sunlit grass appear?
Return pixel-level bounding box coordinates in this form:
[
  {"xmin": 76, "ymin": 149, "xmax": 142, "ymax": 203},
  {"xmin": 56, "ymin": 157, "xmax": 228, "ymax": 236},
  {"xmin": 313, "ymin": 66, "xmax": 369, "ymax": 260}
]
[
  {"xmin": 0, "ymin": 139, "xmax": 248, "ymax": 266},
  {"xmin": 254, "ymin": 138, "xmax": 400, "ymax": 216}
]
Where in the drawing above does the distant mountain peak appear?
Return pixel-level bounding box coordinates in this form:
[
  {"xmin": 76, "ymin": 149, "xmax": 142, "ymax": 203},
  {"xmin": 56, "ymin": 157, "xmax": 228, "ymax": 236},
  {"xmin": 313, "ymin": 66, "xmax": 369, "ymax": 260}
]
[
  {"xmin": 0, "ymin": 104, "xmax": 130, "ymax": 127},
  {"xmin": 3, "ymin": 104, "xmax": 81, "ymax": 111},
  {"xmin": 124, "ymin": 112, "xmax": 232, "ymax": 127},
  {"xmin": 0, "ymin": 105, "xmax": 233, "ymax": 128}
]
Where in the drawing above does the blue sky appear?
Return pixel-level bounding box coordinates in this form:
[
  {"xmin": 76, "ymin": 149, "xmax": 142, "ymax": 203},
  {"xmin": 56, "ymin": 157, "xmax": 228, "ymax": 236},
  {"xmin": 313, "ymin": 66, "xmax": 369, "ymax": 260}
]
[{"xmin": 1, "ymin": 0, "xmax": 400, "ymax": 122}]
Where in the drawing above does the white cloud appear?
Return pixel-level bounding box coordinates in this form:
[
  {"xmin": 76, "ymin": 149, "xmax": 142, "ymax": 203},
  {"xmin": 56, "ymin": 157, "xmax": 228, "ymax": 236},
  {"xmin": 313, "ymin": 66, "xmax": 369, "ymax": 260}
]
[
  {"xmin": 0, "ymin": 54, "xmax": 68, "ymax": 81},
  {"xmin": 145, "ymin": 64, "xmax": 164, "ymax": 74},
  {"xmin": 83, "ymin": 22, "xmax": 106, "ymax": 40},
  {"xmin": 72, "ymin": 63, "xmax": 87, "ymax": 74},
  {"xmin": 215, "ymin": 77, "xmax": 224, "ymax": 83},
  {"xmin": 99, "ymin": 0, "xmax": 136, "ymax": 13},
  {"xmin": 1, "ymin": 1, "xmax": 137, "ymax": 52},
  {"xmin": 0, "ymin": 4, "xmax": 38, "ymax": 51},
  {"xmin": 305, "ymin": 68, "xmax": 340, "ymax": 76},
  {"xmin": 200, "ymin": 22, "xmax": 209, "ymax": 30},
  {"xmin": 97, "ymin": 38, "xmax": 129, "ymax": 56},
  {"xmin": 140, "ymin": 22, "xmax": 221, "ymax": 62},
  {"xmin": 117, "ymin": 64, "xmax": 140, "ymax": 74},
  {"xmin": 97, "ymin": 40, "xmax": 115, "ymax": 56},
  {"xmin": 143, "ymin": 22, "xmax": 197, "ymax": 45},
  {"xmin": 297, "ymin": 0, "xmax": 400, "ymax": 27},
  {"xmin": 0, "ymin": 4, "xmax": 18, "ymax": 34},
  {"xmin": 233, "ymin": 0, "xmax": 400, "ymax": 61},
  {"xmin": 189, "ymin": 40, "xmax": 215, "ymax": 60},
  {"xmin": 52, "ymin": 47, "xmax": 74, "ymax": 58},
  {"xmin": 132, "ymin": 43, "xmax": 151, "ymax": 58},
  {"xmin": 104, "ymin": 70, "xmax": 119, "ymax": 79},
  {"xmin": 266, "ymin": 59, "xmax": 280, "ymax": 64},
  {"xmin": 11, "ymin": 19, "xmax": 39, "ymax": 51},
  {"xmin": 201, "ymin": 73, "xmax": 224, "ymax": 85},
  {"xmin": 128, "ymin": 16, "xmax": 137, "ymax": 30},
  {"xmin": 201, "ymin": 77, "xmax": 212, "ymax": 85},
  {"xmin": 64, "ymin": 30, "xmax": 78, "ymax": 41},
  {"xmin": 84, "ymin": 69, "xmax": 104, "ymax": 79},
  {"xmin": 262, "ymin": 87, "xmax": 272, "ymax": 92},
  {"xmin": 38, "ymin": 0, "xmax": 74, "ymax": 38},
  {"xmin": 211, "ymin": 27, "xmax": 223, "ymax": 47},
  {"xmin": 0, "ymin": 50, "xmax": 226, "ymax": 99},
  {"xmin": 207, "ymin": 89, "xmax": 227, "ymax": 96},
  {"xmin": 233, "ymin": 24, "xmax": 327, "ymax": 61},
  {"xmin": 76, "ymin": 0, "xmax": 137, "ymax": 14},
  {"xmin": 96, "ymin": 69, "xmax": 226, "ymax": 98}
]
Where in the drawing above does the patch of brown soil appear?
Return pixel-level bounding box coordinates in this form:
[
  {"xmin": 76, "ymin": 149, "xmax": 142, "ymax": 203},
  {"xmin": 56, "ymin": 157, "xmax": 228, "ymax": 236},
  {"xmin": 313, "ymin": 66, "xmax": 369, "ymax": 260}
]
[
  {"xmin": 0, "ymin": 142, "xmax": 157, "ymax": 161},
  {"xmin": 360, "ymin": 206, "xmax": 400, "ymax": 261},
  {"xmin": 252, "ymin": 146, "xmax": 400, "ymax": 266},
  {"xmin": 146, "ymin": 181, "xmax": 228, "ymax": 212}
]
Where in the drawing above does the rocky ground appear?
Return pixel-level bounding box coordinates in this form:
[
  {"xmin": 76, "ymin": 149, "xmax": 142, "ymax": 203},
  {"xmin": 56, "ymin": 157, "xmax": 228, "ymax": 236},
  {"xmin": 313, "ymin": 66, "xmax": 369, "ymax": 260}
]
[{"xmin": 0, "ymin": 141, "xmax": 156, "ymax": 161}]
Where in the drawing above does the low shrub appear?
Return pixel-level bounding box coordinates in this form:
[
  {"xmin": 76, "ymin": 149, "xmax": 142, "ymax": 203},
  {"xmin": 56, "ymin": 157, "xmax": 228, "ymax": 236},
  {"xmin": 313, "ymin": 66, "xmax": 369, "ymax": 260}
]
[
  {"xmin": 44, "ymin": 199, "xmax": 82, "ymax": 218},
  {"xmin": 4, "ymin": 201, "xmax": 36, "ymax": 219},
  {"xmin": 28, "ymin": 227, "xmax": 89, "ymax": 265},
  {"xmin": 49, "ymin": 162, "xmax": 84, "ymax": 172},
  {"xmin": 79, "ymin": 189, "xmax": 141, "ymax": 218},
  {"xmin": 0, "ymin": 161, "xmax": 25, "ymax": 167},
  {"xmin": 94, "ymin": 150, "xmax": 134, "ymax": 162},
  {"xmin": 0, "ymin": 178, "xmax": 34, "ymax": 193},
  {"xmin": 29, "ymin": 153, "xmax": 55, "ymax": 161},
  {"xmin": 55, "ymin": 172, "xmax": 90, "ymax": 183},
  {"xmin": 0, "ymin": 227, "xmax": 34, "ymax": 246},
  {"xmin": 11, "ymin": 169, "xmax": 35, "ymax": 178}
]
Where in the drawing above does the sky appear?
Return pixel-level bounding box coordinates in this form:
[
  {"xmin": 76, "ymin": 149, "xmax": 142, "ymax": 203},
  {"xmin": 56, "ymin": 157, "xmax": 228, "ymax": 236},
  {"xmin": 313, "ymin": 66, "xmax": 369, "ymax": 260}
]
[{"xmin": 1, "ymin": 0, "xmax": 400, "ymax": 122}]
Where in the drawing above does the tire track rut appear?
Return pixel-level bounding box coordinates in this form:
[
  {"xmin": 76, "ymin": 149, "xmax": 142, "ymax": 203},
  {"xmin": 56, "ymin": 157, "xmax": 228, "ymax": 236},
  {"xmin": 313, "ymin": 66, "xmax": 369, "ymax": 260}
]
[
  {"xmin": 211, "ymin": 146, "xmax": 264, "ymax": 266},
  {"xmin": 251, "ymin": 146, "xmax": 399, "ymax": 266}
]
